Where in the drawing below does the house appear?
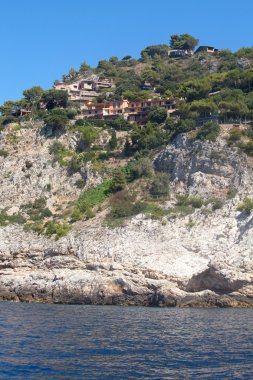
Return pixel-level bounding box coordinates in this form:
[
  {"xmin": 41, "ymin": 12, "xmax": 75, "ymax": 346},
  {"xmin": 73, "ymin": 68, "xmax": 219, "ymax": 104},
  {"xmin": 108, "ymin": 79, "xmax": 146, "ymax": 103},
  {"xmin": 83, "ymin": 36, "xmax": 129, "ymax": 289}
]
[
  {"xmin": 54, "ymin": 76, "xmax": 115, "ymax": 104},
  {"xmin": 82, "ymin": 99, "xmax": 176, "ymax": 125},
  {"xmin": 142, "ymin": 82, "xmax": 153, "ymax": 90},
  {"xmin": 168, "ymin": 49, "xmax": 193, "ymax": 58},
  {"xmin": 195, "ymin": 46, "xmax": 219, "ymax": 54}
]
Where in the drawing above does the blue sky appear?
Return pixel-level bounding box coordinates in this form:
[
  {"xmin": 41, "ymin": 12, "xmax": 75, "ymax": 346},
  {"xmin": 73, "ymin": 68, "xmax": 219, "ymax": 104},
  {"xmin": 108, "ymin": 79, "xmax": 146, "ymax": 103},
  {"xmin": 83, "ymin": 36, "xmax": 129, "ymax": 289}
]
[{"xmin": 1, "ymin": 0, "xmax": 253, "ymax": 105}]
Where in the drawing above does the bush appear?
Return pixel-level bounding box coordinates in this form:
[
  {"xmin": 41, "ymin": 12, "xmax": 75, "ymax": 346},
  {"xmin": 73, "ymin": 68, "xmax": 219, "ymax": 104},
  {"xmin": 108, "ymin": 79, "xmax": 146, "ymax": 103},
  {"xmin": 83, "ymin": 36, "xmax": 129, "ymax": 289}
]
[
  {"xmin": 110, "ymin": 168, "xmax": 127, "ymax": 192},
  {"xmin": 143, "ymin": 203, "xmax": 167, "ymax": 219},
  {"xmin": 44, "ymin": 109, "xmax": 69, "ymax": 132},
  {"xmin": 49, "ymin": 142, "xmax": 71, "ymax": 165},
  {"xmin": 0, "ymin": 149, "xmax": 8, "ymax": 158},
  {"xmin": 0, "ymin": 211, "xmax": 26, "ymax": 226},
  {"xmin": 196, "ymin": 122, "xmax": 220, "ymax": 142},
  {"xmin": 44, "ymin": 221, "xmax": 71, "ymax": 239},
  {"xmin": 74, "ymin": 179, "xmax": 85, "ymax": 189},
  {"xmin": 75, "ymin": 119, "xmax": 84, "ymax": 127},
  {"xmin": 176, "ymin": 194, "xmax": 204, "ymax": 208},
  {"xmin": 76, "ymin": 126, "xmax": 99, "ymax": 150},
  {"xmin": 210, "ymin": 198, "xmax": 224, "ymax": 210},
  {"xmin": 105, "ymin": 190, "xmax": 146, "ymax": 227},
  {"xmin": 189, "ymin": 196, "xmax": 204, "ymax": 208},
  {"xmin": 148, "ymin": 107, "xmax": 167, "ymax": 124},
  {"xmin": 21, "ymin": 198, "xmax": 52, "ymax": 221},
  {"xmin": 150, "ymin": 173, "xmax": 170, "ymax": 198},
  {"xmin": 227, "ymin": 188, "xmax": 237, "ymax": 199},
  {"xmin": 237, "ymin": 197, "xmax": 253, "ymax": 214},
  {"xmin": 23, "ymin": 222, "xmax": 44, "ymax": 234},
  {"xmin": 108, "ymin": 130, "xmax": 117, "ymax": 150},
  {"xmin": 128, "ymin": 157, "xmax": 153, "ymax": 180},
  {"xmin": 72, "ymin": 180, "xmax": 112, "ymax": 221},
  {"xmin": 66, "ymin": 109, "xmax": 77, "ymax": 119},
  {"xmin": 227, "ymin": 128, "xmax": 242, "ymax": 145}
]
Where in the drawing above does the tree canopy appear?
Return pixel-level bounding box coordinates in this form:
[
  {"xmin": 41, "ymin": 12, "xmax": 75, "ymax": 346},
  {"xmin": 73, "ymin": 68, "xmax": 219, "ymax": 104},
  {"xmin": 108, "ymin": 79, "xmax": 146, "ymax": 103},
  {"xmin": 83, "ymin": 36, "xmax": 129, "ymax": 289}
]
[{"xmin": 169, "ymin": 34, "xmax": 199, "ymax": 51}]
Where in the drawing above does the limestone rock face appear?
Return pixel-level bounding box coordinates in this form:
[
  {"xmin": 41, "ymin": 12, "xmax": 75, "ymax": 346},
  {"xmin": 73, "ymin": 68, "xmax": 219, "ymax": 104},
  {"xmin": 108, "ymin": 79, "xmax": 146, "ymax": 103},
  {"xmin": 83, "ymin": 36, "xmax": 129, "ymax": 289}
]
[
  {"xmin": 0, "ymin": 124, "xmax": 101, "ymax": 210},
  {"xmin": 1, "ymin": 128, "xmax": 253, "ymax": 307},
  {"xmin": 154, "ymin": 133, "xmax": 249, "ymax": 198}
]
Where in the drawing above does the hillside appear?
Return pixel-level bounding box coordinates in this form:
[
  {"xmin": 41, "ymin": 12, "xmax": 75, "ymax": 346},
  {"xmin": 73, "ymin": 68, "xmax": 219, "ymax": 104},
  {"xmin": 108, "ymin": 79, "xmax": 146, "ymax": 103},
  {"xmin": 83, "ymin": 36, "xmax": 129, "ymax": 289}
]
[{"xmin": 1, "ymin": 35, "xmax": 253, "ymax": 306}]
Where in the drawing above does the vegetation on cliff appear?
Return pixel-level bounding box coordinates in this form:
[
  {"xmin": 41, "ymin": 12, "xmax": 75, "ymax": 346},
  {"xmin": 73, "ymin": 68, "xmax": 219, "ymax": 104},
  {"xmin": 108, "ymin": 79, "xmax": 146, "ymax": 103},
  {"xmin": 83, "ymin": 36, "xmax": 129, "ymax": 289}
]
[{"xmin": 2, "ymin": 34, "xmax": 253, "ymax": 237}]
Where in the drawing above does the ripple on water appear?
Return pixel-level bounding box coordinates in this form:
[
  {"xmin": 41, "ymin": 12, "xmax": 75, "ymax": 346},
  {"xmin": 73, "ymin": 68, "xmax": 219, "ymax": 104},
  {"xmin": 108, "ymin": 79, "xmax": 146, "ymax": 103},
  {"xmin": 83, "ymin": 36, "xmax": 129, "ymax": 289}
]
[{"xmin": 0, "ymin": 304, "xmax": 253, "ymax": 379}]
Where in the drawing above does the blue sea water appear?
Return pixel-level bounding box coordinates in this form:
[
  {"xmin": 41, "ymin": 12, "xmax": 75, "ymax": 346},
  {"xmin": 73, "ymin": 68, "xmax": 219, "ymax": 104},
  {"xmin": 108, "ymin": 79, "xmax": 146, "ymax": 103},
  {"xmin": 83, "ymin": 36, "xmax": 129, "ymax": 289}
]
[{"xmin": 0, "ymin": 304, "xmax": 253, "ymax": 379}]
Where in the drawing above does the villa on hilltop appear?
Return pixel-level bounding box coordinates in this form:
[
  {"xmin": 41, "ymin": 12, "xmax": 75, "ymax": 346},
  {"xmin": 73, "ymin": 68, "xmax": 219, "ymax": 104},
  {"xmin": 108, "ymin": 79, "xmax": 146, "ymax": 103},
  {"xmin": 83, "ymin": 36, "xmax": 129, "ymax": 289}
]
[{"xmin": 54, "ymin": 75, "xmax": 176, "ymax": 125}]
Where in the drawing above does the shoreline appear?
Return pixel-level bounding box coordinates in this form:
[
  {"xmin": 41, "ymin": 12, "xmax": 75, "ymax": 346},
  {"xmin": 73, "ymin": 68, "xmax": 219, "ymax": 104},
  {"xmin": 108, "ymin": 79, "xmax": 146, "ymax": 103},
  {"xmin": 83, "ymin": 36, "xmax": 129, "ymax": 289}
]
[{"xmin": 1, "ymin": 290, "xmax": 253, "ymax": 308}]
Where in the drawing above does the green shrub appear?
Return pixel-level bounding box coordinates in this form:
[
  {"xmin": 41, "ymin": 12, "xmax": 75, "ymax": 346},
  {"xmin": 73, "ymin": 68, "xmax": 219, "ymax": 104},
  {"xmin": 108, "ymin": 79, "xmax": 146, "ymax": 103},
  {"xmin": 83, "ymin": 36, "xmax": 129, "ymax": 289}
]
[
  {"xmin": 108, "ymin": 130, "xmax": 117, "ymax": 150},
  {"xmin": 227, "ymin": 128, "xmax": 242, "ymax": 145},
  {"xmin": 75, "ymin": 119, "xmax": 84, "ymax": 127},
  {"xmin": 21, "ymin": 198, "xmax": 52, "ymax": 221},
  {"xmin": 189, "ymin": 196, "xmax": 204, "ymax": 208},
  {"xmin": 240, "ymin": 140, "xmax": 253, "ymax": 156},
  {"xmin": 176, "ymin": 194, "xmax": 190, "ymax": 206},
  {"xmin": 196, "ymin": 122, "xmax": 220, "ymax": 142},
  {"xmin": 67, "ymin": 151, "xmax": 96, "ymax": 173},
  {"xmin": 110, "ymin": 168, "xmax": 127, "ymax": 192},
  {"xmin": 76, "ymin": 126, "xmax": 99, "ymax": 150},
  {"xmin": 44, "ymin": 109, "xmax": 69, "ymax": 132},
  {"xmin": 143, "ymin": 203, "xmax": 167, "ymax": 219},
  {"xmin": 0, "ymin": 149, "xmax": 8, "ymax": 158},
  {"xmin": 105, "ymin": 190, "xmax": 146, "ymax": 227},
  {"xmin": 210, "ymin": 198, "xmax": 223, "ymax": 210},
  {"xmin": 148, "ymin": 107, "xmax": 167, "ymax": 124},
  {"xmin": 66, "ymin": 109, "xmax": 77, "ymax": 119},
  {"xmin": 44, "ymin": 221, "xmax": 71, "ymax": 239},
  {"xmin": 237, "ymin": 197, "xmax": 253, "ymax": 214},
  {"xmin": 128, "ymin": 157, "xmax": 153, "ymax": 180},
  {"xmin": 176, "ymin": 194, "xmax": 204, "ymax": 208},
  {"xmin": 72, "ymin": 180, "xmax": 112, "ymax": 221},
  {"xmin": 150, "ymin": 172, "xmax": 170, "ymax": 198},
  {"xmin": 227, "ymin": 188, "xmax": 237, "ymax": 199},
  {"xmin": 0, "ymin": 211, "xmax": 26, "ymax": 226},
  {"xmin": 74, "ymin": 179, "xmax": 86, "ymax": 189},
  {"xmin": 23, "ymin": 222, "xmax": 44, "ymax": 234}
]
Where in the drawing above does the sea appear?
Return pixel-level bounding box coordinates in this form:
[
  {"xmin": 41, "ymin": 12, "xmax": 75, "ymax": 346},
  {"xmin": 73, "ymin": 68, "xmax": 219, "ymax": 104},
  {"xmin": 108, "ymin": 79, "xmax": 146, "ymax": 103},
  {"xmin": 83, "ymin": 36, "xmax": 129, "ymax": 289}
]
[{"xmin": 0, "ymin": 303, "xmax": 253, "ymax": 379}]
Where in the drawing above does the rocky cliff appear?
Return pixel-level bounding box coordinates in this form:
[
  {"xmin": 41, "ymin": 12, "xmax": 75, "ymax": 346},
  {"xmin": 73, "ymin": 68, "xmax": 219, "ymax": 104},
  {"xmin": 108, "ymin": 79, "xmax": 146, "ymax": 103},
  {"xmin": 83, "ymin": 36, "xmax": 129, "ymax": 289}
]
[{"xmin": 1, "ymin": 123, "xmax": 253, "ymax": 307}]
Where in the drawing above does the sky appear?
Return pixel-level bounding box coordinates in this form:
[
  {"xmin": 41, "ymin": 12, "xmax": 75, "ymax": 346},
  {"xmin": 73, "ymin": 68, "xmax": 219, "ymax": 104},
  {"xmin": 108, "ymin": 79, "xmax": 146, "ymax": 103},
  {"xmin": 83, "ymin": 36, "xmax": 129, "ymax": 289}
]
[{"xmin": 1, "ymin": 0, "xmax": 253, "ymax": 105}]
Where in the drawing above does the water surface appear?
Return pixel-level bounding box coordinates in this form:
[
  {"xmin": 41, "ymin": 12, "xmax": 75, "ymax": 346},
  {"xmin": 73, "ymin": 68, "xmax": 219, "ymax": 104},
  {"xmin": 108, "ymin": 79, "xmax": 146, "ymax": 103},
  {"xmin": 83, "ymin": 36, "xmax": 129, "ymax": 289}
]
[{"xmin": 0, "ymin": 303, "xmax": 253, "ymax": 379}]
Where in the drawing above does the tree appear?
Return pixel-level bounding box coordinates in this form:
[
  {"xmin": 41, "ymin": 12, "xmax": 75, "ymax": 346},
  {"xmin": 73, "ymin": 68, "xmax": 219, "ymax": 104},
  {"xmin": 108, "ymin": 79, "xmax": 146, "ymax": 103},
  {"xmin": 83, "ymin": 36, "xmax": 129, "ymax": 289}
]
[
  {"xmin": 128, "ymin": 157, "xmax": 153, "ymax": 180},
  {"xmin": 41, "ymin": 89, "xmax": 68, "ymax": 110},
  {"xmin": 196, "ymin": 121, "xmax": 220, "ymax": 142},
  {"xmin": 122, "ymin": 55, "xmax": 132, "ymax": 61},
  {"xmin": 169, "ymin": 34, "xmax": 199, "ymax": 51},
  {"xmin": 141, "ymin": 45, "xmax": 169, "ymax": 59},
  {"xmin": 148, "ymin": 107, "xmax": 168, "ymax": 124},
  {"xmin": 109, "ymin": 56, "xmax": 119, "ymax": 65},
  {"xmin": 150, "ymin": 173, "xmax": 170, "ymax": 198},
  {"xmin": 79, "ymin": 61, "xmax": 91, "ymax": 73},
  {"xmin": 77, "ymin": 126, "xmax": 99, "ymax": 150},
  {"xmin": 109, "ymin": 130, "xmax": 117, "ymax": 150},
  {"xmin": 178, "ymin": 78, "xmax": 211, "ymax": 101},
  {"xmin": 44, "ymin": 109, "xmax": 69, "ymax": 132},
  {"xmin": 110, "ymin": 169, "xmax": 126, "ymax": 192},
  {"xmin": 190, "ymin": 100, "xmax": 218, "ymax": 117},
  {"xmin": 23, "ymin": 86, "xmax": 43, "ymax": 103}
]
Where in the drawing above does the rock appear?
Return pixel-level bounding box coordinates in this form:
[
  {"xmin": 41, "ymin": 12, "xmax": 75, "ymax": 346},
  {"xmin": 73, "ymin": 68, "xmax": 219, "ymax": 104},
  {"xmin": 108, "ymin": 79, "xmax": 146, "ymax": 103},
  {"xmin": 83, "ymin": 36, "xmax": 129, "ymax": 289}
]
[{"xmin": 1, "ymin": 127, "xmax": 253, "ymax": 306}]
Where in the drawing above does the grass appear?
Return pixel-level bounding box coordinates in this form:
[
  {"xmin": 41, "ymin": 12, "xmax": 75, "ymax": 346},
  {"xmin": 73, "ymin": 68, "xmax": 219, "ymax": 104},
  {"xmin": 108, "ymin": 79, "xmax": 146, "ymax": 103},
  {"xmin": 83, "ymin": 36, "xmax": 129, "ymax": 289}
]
[
  {"xmin": 0, "ymin": 211, "xmax": 26, "ymax": 226},
  {"xmin": 71, "ymin": 179, "xmax": 113, "ymax": 221}
]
